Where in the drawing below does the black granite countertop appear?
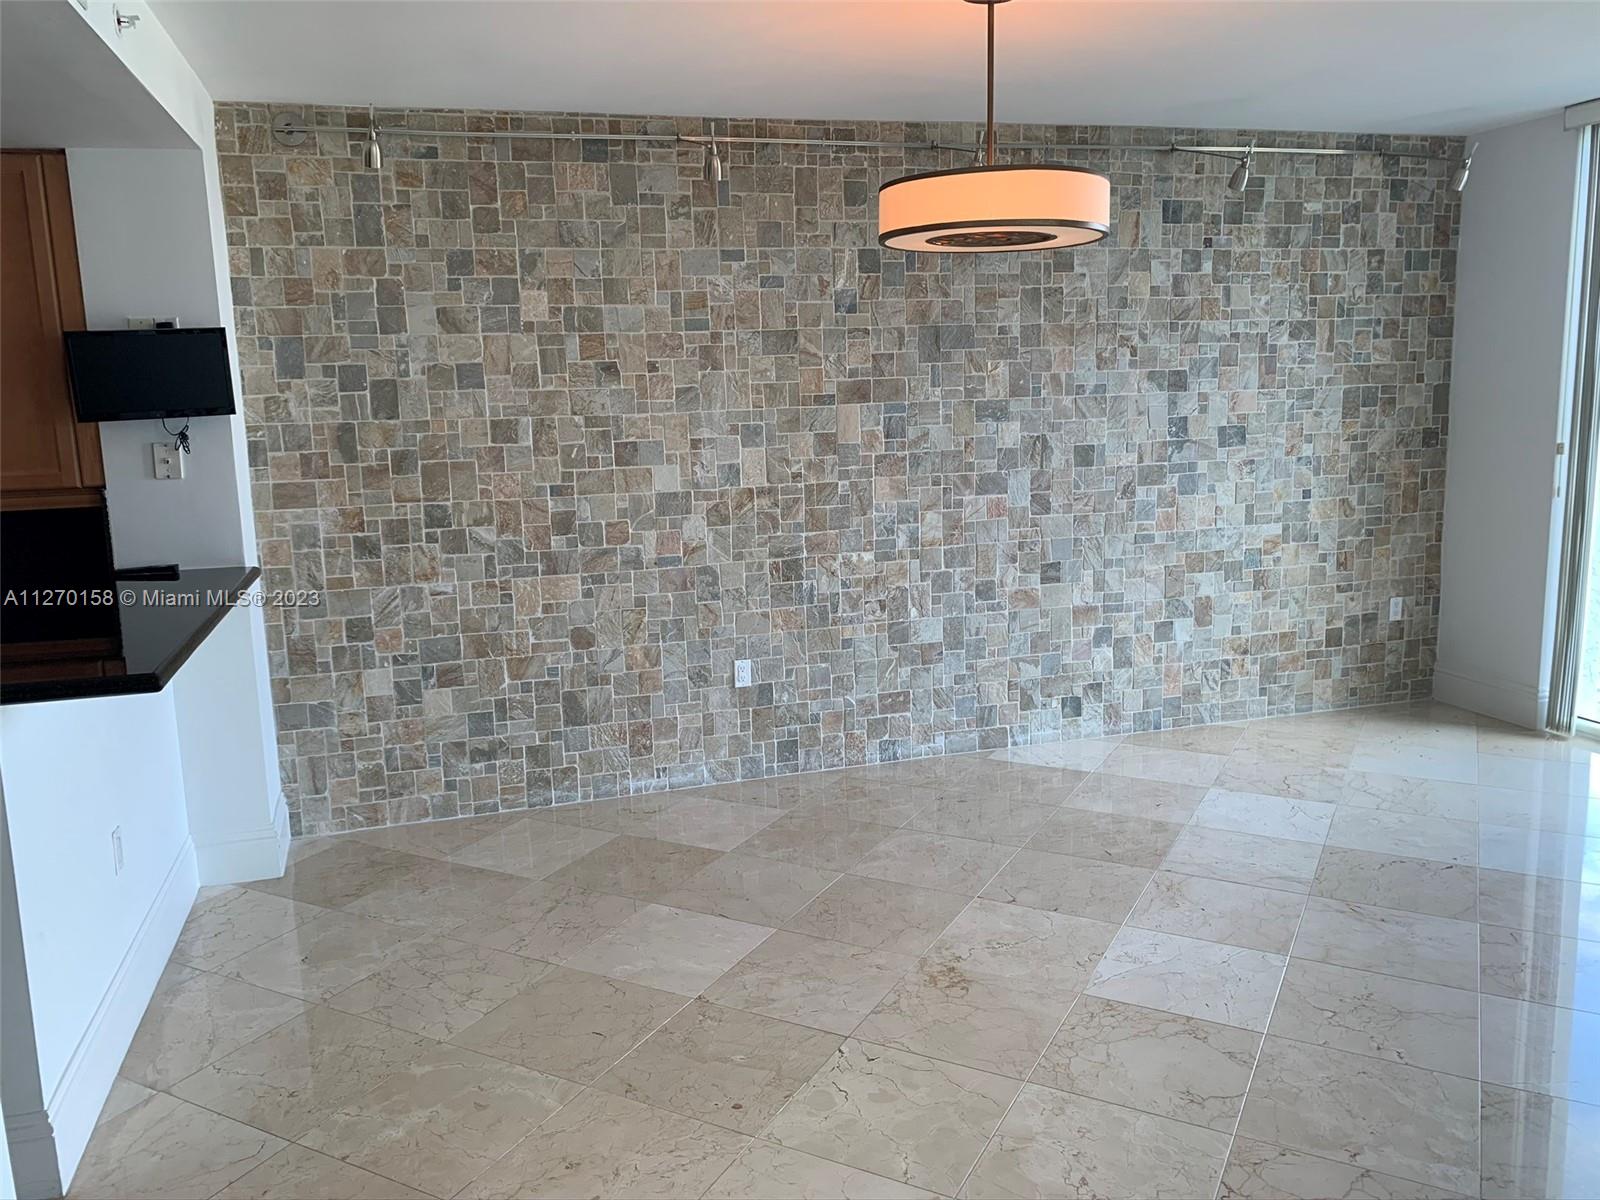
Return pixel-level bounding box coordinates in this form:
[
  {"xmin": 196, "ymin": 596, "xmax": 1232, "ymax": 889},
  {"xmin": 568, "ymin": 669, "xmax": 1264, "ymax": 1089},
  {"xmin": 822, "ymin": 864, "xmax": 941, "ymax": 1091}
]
[{"xmin": 0, "ymin": 566, "xmax": 261, "ymax": 705}]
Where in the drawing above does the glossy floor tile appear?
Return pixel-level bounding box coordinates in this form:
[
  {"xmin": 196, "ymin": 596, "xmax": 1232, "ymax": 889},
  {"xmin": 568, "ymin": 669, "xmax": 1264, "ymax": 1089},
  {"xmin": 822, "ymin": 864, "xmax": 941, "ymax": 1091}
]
[
  {"xmin": 855, "ymin": 903, "xmax": 1111, "ymax": 1077},
  {"xmin": 320, "ymin": 935, "xmax": 555, "ymax": 1039},
  {"xmin": 847, "ymin": 828, "xmax": 1017, "ymax": 894},
  {"xmin": 450, "ymin": 966, "xmax": 687, "ymax": 1082},
  {"xmin": 444, "ymin": 880, "xmax": 644, "ymax": 962},
  {"xmin": 765, "ymin": 1039, "xmax": 1018, "ymax": 1195},
  {"xmin": 1162, "ymin": 823, "xmax": 1323, "ymax": 893},
  {"xmin": 1479, "ymin": 923, "xmax": 1600, "ymax": 1012},
  {"xmin": 170, "ymin": 886, "xmax": 320, "ymax": 971},
  {"xmin": 119, "ymin": 963, "xmax": 308, "ymax": 1090},
  {"xmin": 1190, "ymin": 787, "xmax": 1335, "ymax": 844},
  {"xmin": 166, "ymin": 1007, "xmax": 436, "ymax": 1140},
  {"xmin": 1481, "ymin": 1082, "xmax": 1600, "ymax": 1200},
  {"xmin": 855, "ymin": 962, "xmax": 1068, "ymax": 1077},
  {"xmin": 783, "ymin": 872, "xmax": 970, "ymax": 955},
  {"xmin": 1033, "ymin": 994, "xmax": 1260, "ymax": 1132},
  {"xmin": 963, "ymin": 1082, "xmax": 1232, "ymax": 1199},
  {"xmin": 592, "ymin": 999, "xmax": 841, "ymax": 1134},
  {"xmin": 559, "ymin": 902, "xmax": 773, "ymax": 995},
  {"xmin": 1312, "ymin": 845, "xmax": 1479, "ymax": 920},
  {"xmin": 1218, "ymin": 1136, "xmax": 1471, "ymax": 1199},
  {"xmin": 704, "ymin": 1140, "xmax": 938, "ymax": 1199},
  {"xmin": 295, "ymin": 1044, "xmax": 580, "ymax": 1196},
  {"xmin": 443, "ymin": 813, "xmax": 618, "ymax": 878},
  {"xmin": 218, "ymin": 909, "xmax": 434, "ymax": 1003},
  {"xmin": 70, "ymin": 1090, "xmax": 283, "ymax": 1200},
  {"xmin": 73, "ymin": 701, "xmax": 1600, "ymax": 1197},
  {"xmin": 1292, "ymin": 896, "xmax": 1479, "ymax": 990},
  {"xmin": 459, "ymin": 1088, "xmax": 748, "ymax": 1199},
  {"xmin": 1479, "ymin": 822, "xmax": 1600, "ymax": 882},
  {"xmin": 1126, "ymin": 870, "xmax": 1305, "ymax": 953},
  {"xmin": 1239, "ymin": 1036, "xmax": 1480, "ymax": 1194},
  {"xmin": 980, "ymin": 847, "xmax": 1153, "ymax": 923},
  {"xmin": 658, "ymin": 852, "xmax": 839, "ymax": 927},
  {"xmin": 1087, "ymin": 926, "xmax": 1286, "ymax": 1031},
  {"xmin": 212, "ymin": 1143, "xmax": 430, "ymax": 1199},
  {"xmin": 1268, "ymin": 958, "xmax": 1479, "ymax": 1077},
  {"xmin": 1056, "ymin": 771, "xmax": 1207, "ymax": 823},
  {"xmin": 1480, "ymin": 993, "xmax": 1600, "ymax": 1105},
  {"xmin": 701, "ymin": 930, "xmax": 915, "ymax": 1035},
  {"xmin": 1324, "ymin": 806, "xmax": 1478, "ymax": 865}
]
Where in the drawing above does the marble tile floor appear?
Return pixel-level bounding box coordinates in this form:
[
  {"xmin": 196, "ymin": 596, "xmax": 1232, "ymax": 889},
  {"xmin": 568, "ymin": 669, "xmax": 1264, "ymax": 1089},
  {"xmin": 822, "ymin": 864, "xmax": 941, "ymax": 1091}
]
[{"xmin": 69, "ymin": 701, "xmax": 1600, "ymax": 1199}]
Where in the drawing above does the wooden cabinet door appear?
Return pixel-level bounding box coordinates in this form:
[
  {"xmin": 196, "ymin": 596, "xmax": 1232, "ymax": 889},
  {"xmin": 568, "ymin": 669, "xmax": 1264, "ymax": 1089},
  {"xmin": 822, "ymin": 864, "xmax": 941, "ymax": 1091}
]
[{"xmin": 1, "ymin": 151, "xmax": 103, "ymax": 498}]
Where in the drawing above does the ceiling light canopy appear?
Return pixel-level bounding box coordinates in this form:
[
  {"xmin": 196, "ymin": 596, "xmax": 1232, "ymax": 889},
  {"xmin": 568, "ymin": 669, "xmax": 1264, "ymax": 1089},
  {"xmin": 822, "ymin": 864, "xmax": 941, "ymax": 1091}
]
[{"xmin": 879, "ymin": 0, "xmax": 1110, "ymax": 254}]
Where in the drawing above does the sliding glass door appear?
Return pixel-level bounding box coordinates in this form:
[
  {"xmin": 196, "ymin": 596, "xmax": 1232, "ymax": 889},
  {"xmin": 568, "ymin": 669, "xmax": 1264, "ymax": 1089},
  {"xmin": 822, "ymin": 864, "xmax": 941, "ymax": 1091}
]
[
  {"xmin": 1575, "ymin": 501, "xmax": 1600, "ymax": 727},
  {"xmin": 1550, "ymin": 120, "xmax": 1600, "ymax": 732}
]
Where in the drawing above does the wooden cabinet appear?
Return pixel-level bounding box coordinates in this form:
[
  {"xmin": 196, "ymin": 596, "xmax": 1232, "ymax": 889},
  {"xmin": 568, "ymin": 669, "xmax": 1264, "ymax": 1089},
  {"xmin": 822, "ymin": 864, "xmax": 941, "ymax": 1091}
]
[{"xmin": 1, "ymin": 151, "xmax": 103, "ymax": 505}]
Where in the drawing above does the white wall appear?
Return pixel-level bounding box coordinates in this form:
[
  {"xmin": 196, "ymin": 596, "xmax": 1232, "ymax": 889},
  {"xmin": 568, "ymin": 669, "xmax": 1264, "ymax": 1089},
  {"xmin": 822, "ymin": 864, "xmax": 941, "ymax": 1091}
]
[
  {"xmin": 0, "ymin": 6, "xmax": 288, "ymax": 1192},
  {"xmin": 0, "ymin": 692, "xmax": 196, "ymax": 1189},
  {"xmin": 49, "ymin": 0, "xmax": 259, "ymax": 574},
  {"xmin": 0, "ymin": 1, "xmax": 189, "ymax": 151},
  {"xmin": 64, "ymin": 149, "xmax": 215, "ymax": 325},
  {"xmin": 67, "ymin": 1, "xmax": 215, "ymax": 152},
  {"xmin": 67, "ymin": 146, "xmax": 252, "ymax": 570},
  {"xmin": 173, "ymin": 597, "xmax": 290, "ymax": 884},
  {"xmin": 0, "ymin": 601, "xmax": 287, "ymax": 1196},
  {"xmin": 1435, "ymin": 111, "xmax": 1588, "ymax": 727}
]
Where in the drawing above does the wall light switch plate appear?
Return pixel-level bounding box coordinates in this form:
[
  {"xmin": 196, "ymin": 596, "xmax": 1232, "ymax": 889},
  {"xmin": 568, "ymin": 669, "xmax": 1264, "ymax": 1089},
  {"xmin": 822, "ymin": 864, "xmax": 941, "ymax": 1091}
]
[
  {"xmin": 733, "ymin": 659, "xmax": 753, "ymax": 687},
  {"xmin": 1389, "ymin": 597, "xmax": 1404, "ymax": 621},
  {"xmin": 153, "ymin": 442, "xmax": 184, "ymax": 480}
]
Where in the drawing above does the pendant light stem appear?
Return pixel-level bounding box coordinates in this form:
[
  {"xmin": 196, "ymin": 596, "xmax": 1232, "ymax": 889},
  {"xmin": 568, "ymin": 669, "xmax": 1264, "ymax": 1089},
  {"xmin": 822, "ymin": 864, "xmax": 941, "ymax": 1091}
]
[
  {"xmin": 985, "ymin": 1, "xmax": 996, "ymax": 166},
  {"xmin": 879, "ymin": 1, "xmax": 1112, "ymax": 253}
]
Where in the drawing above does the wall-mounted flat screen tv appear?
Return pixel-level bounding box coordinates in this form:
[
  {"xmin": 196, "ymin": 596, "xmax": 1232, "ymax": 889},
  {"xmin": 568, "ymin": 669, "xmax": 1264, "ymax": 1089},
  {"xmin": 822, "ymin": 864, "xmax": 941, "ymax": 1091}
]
[{"xmin": 64, "ymin": 327, "xmax": 237, "ymax": 421}]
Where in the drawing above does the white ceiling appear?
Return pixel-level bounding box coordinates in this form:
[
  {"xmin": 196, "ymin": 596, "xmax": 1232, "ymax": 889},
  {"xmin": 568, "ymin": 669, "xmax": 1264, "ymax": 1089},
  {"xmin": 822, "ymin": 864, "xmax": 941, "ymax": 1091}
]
[{"xmin": 151, "ymin": 0, "xmax": 1599, "ymax": 136}]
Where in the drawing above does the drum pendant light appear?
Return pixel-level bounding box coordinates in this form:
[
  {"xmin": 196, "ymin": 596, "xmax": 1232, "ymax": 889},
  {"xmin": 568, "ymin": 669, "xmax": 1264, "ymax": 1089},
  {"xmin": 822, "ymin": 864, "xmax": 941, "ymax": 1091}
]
[{"xmin": 878, "ymin": 0, "xmax": 1110, "ymax": 253}]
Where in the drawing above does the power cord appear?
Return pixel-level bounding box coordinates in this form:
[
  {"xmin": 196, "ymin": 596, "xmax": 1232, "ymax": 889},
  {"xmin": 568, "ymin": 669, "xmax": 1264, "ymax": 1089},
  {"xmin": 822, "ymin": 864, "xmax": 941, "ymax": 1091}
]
[{"xmin": 161, "ymin": 418, "xmax": 191, "ymax": 456}]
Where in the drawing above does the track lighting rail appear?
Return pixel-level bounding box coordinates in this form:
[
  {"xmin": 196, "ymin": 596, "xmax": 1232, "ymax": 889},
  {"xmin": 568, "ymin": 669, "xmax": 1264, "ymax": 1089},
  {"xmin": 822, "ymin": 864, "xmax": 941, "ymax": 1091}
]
[{"xmin": 269, "ymin": 114, "xmax": 1459, "ymax": 167}]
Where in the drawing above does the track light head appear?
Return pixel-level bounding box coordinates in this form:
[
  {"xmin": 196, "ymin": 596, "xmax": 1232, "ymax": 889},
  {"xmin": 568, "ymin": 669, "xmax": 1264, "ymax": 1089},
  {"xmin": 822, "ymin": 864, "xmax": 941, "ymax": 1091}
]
[
  {"xmin": 363, "ymin": 105, "xmax": 382, "ymax": 171},
  {"xmin": 704, "ymin": 135, "xmax": 723, "ymax": 184},
  {"xmin": 1227, "ymin": 144, "xmax": 1253, "ymax": 194},
  {"xmin": 1451, "ymin": 143, "xmax": 1476, "ymax": 193}
]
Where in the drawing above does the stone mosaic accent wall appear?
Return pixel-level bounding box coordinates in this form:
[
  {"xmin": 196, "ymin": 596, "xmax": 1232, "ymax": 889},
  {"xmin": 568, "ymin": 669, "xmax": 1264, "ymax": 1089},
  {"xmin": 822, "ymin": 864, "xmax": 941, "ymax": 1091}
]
[{"xmin": 215, "ymin": 103, "xmax": 1459, "ymax": 834}]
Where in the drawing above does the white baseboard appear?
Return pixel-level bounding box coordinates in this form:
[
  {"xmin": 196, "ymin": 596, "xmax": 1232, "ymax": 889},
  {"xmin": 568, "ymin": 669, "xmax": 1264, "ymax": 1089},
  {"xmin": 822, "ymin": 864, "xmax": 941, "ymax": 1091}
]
[
  {"xmin": 193, "ymin": 790, "xmax": 289, "ymax": 886},
  {"xmin": 48, "ymin": 838, "xmax": 197, "ymax": 1192},
  {"xmin": 1433, "ymin": 665, "xmax": 1548, "ymax": 730}
]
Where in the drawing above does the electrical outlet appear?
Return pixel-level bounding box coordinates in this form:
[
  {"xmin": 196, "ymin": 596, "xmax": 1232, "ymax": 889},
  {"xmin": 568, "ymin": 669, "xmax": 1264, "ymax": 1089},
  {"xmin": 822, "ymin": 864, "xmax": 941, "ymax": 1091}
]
[
  {"xmin": 111, "ymin": 827, "xmax": 124, "ymax": 875},
  {"xmin": 153, "ymin": 442, "xmax": 184, "ymax": 480},
  {"xmin": 733, "ymin": 659, "xmax": 753, "ymax": 687},
  {"xmin": 126, "ymin": 315, "xmax": 179, "ymax": 330},
  {"xmin": 1389, "ymin": 597, "xmax": 1404, "ymax": 621}
]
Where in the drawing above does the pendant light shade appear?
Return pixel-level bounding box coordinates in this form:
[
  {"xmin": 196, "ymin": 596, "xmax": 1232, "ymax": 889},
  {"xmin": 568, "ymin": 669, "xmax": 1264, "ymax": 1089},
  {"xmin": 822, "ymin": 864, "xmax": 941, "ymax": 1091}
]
[
  {"xmin": 878, "ymin": 0, "xmax": 1110, "ymax": 254},
  {"xmin": 879, "ymin": 163, "xmax": 1109, "ymax": 251}
]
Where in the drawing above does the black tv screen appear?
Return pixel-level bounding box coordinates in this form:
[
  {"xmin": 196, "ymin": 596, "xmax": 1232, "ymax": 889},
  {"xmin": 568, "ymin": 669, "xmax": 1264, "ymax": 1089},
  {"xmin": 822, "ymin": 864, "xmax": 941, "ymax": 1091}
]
[{"xmin": 64, "ymin": 328, "xmax": 237, "ymax": 421}]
